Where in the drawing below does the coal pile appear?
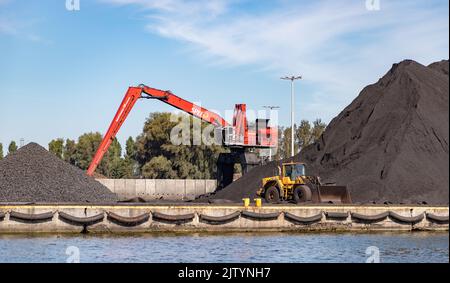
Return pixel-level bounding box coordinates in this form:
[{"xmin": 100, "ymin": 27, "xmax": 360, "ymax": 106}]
[
  {"xmin": 208, "ymin": 59, "xmax": 449, "ymax": 204},
  {"xmin": 0, "ymin": 143, "xmax": 118, "ymax": 203},
  {"xmin": 301, "ymin": 59, "xmax": 449, "ymax": 204}
]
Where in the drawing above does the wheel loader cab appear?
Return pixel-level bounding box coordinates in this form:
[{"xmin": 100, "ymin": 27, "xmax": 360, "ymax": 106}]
[{"xmin": 282, "ymin": 163, "xmax": 306, "ymax": 183}]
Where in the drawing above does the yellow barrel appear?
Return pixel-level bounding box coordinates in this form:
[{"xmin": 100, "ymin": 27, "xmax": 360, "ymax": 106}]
[
  {"xmin": 242, "ymin": 198, "xmax": 250, "ymax": 207},
  {"xmin": 254, "ymin": 198, "xmax": 262, "ymax": 207}
]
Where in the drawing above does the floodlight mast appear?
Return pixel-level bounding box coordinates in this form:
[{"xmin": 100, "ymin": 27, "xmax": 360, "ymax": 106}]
[{"xmin": 281, "ymin": 75, "xmax": 302, "ymax": 157}]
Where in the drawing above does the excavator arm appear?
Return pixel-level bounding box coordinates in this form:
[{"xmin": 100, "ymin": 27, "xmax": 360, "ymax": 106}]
[
  {"xmin": 140, "ymin": 85, "xmax": 229, "ymax": 127},
  {"xmin": 87, "ymin": 84, "xmax": 230, "ymax": 176}
]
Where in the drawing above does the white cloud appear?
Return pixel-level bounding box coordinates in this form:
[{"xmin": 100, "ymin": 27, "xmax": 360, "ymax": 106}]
[
  {"xmin": 101, "ymin": 0, "xmax": 449, "ymax": 119},
  {"xmin": 100, "ymin": 0, "xmax": 228, "ymax": 16},
  {"xmin": 0, "ymin": 0, "xmax": 14, "ymax": 34},
  {"xmin": 0, "ymin": 15, "xmax": 50, "ymax": 43},
  {"xmin": 0, "ymin": 1, "xmax": 50, "ymax": 43},
  {"xmin": 0, "ymin": 19, "xmax": 16, "ymax": 35}
]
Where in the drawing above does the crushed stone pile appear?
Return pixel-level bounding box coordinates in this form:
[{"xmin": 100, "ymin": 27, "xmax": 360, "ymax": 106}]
[
  {"xmin": 206, "ymin": 59, "xmax": 449, "ymax": 204},
  {"xmin": 0, "ymin": 143, "xmax": 118, "ymax": 203}
]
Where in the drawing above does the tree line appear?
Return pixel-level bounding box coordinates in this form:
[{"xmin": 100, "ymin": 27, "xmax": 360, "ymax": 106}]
[
  {"xmin": 47, "ymin": 133, "xmax": 136, "ymax": 179},
  {"xmin": 274, "ymin": 118, "xmax": 326, "ymax": 160},
  {"xmin": 1, "ymin": 113, "xmax": 326, "ymax": 178},
  {"xmin": 0, "ymin": 141, "xmax": 18, "ymax": 160},
  {"xmin": 47, "ymin": 113, "xmax": 227, "ymax": 179}
]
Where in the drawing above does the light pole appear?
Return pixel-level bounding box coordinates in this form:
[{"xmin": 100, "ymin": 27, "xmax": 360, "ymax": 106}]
[
  {"xmin": 281, "ymin": 75, "xmax": 302, "ymax": 157},
  {"xmin": 263, "ymin": 106, "xmax": 280, "ymax": 161}
]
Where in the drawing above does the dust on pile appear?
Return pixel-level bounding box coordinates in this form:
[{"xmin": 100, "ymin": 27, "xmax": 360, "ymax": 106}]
[
  {"xmin": 0, "ymin": 143, "xmax": 118, "ymax": 203},
  {"xmin": 207, "ymin": 59, "xmax": 449, "ymax": 204}
]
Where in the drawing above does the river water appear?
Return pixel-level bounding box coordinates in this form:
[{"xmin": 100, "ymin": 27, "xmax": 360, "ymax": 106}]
[{"xmin": 0, "ymin": 232, "xmax": 448, "ymax": 263}]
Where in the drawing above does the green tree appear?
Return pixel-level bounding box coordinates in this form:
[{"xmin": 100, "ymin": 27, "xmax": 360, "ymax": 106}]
[
  {"xmin": 123, "ymin": 136, "xmax": 137, "ymax": 178},
  {"xmin": 63, "ymin": 139, "xmax": 77, "ymax": 165},
  {"xmin": 125, "ymin": 136, "xmax": 136, "ymax": 160},
  {"xmin": 281, "ymin": 126, "xmax": 299, "ymax": 159},
  {"xmin": 48, "ymin": 138, "xmax": 64, "ymax": 158},
  {"xmin": 109, "ymin": 138, "xmax": 122, "ymax": 159},
  {"xmin": 74, "ymin": 132, "xmax": 103, "ymax": 170},
  {"xmin": 311, "ymin": 119, "xmax": 326, "ymax": 142},
  {"xmin": 142, "ymin": 155, "xmax": 177, "ymax": 179},
  {"xmin": 296, "ymin": 120, "xmax": 312, "ymax": 152},
  {"xmin": 8, "ymin": 141, "xmax": 17, "ymax": 155},
  {"xmin": 106, "ymin": 138, "xmax": 125, "ymax": 178},
  {"xmin": 135, "ymin": 112, "xmax": 226, "ymax": 179},
  {"xmin": 108, "ymin": 157, "xmax": 128, "ymax": 179},
  {"xmin": 0, "ymin": 143, "xmax": 3, "ymax": 160},
  {"xmin": 72, "ymin": 132, "xmax": 127, "ymax": 178},
  {"xmin": 275, "ymin": 119, "xmax": 327, "ymax": 160},
  {"xmin": 135, "ymin": 112, "xmax": 176, "ymax": 163}
]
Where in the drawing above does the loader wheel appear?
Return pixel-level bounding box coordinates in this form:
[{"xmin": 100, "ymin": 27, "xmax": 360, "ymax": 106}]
[
  {"xmin": 264, "ymin": 187, "xmax": 280, "ymax": 204},
  {"xmin": 293, "ymin": 185, "xmax": 312, "ymax": 203}
]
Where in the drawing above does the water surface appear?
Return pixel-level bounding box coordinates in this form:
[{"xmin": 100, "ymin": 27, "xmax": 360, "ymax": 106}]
[{"xmin": 0, "ymin": 232, "xmax": 447, "ymax": 263}]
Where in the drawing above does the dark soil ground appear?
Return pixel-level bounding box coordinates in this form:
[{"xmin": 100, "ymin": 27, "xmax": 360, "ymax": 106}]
[
  {"xmin": 203, "ymin": 59, "xmax": 449, "ymax": 205},
  {"xmin": 0, "ymin": 143, "xmax": 118, "ymax": 203}
]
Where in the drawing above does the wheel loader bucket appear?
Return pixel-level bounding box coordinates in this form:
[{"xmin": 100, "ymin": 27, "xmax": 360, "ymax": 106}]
[{"xmin": 317, "ymin": 185, "xmax": 352, "ymax": 204}]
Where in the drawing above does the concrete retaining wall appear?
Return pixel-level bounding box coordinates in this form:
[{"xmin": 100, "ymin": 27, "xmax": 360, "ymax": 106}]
[
  {"xmin": 96, "ymin": 179, "xmax": 217, "ymax": 200},
  {"xmin": 0, "ymin": 204, "xmax": 448, "ymax": 233}
]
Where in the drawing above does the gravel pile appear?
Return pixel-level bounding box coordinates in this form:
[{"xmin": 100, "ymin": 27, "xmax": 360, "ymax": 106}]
[
  {"xmin": 205, "ymin": 59, "xmax": 449, "ymax": 204},
  {"xmin": 0, "ymin": 143, "xmax": 118, "ymax": 203}
]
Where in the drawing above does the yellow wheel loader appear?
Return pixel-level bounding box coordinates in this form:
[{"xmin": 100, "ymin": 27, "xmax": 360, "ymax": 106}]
[{"xmin": 256, "ymin": 162, "xmax": 352, "ymax": 204}]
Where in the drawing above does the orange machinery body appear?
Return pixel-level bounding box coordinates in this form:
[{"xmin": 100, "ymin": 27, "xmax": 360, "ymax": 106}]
[{"xmin": 87, "ymin": 85, "xmax": 277, "ymax": 176}]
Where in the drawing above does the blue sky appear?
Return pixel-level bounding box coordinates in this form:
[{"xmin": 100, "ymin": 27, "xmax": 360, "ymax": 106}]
[{"xmin": 0, "ymin": 0, "xmax": 448, "ymax": 150}]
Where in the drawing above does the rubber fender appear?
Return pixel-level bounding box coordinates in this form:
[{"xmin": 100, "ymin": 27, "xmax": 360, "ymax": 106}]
[
  {"xmin": 152, "ymin": 211, "xmax": 195, "ymax": 222},
  {"xmin": 388, "ymin": 211, "xmax": 424, "ymax": 224},
  {"xmin": 284, "ymin": 212, "xmax": 322, "ymax": 224},
  {"xmin": 9, "ymin": 211, "xmax": 54, "ymax": 222},
  {"xmin": 199, "ymin": 211, "xmax": 241, "ymax": 223},
  {"xmin": 325, "ymin": 211, "xmax": 349, "ymax": 220},
  {"xmin": 58, "ymin": 211, "xmax": 104, "ymax": 226},
  {"xmin": 425, "ymin": 213, "xmax": 449, "ymax": 224},
  {"xmin": 241, "ymin": 211, "xmax": 280, "ymax": 221},
  {"xmin": 350, "ymin": 211, "xmax": 389, "ymax": 223},
  {"xmin": 0, "ymin": 211, "xmax": 5, "ymax": 221},
  {"xmin": 107, "ymin": 212, "xmax": 150, "ymax": 226}
]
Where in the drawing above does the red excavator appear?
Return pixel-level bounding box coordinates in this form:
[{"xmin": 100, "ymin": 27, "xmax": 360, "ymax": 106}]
[{"xmin": 87, "ymin": 84, "xmax": 277, "ymax": 188}]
